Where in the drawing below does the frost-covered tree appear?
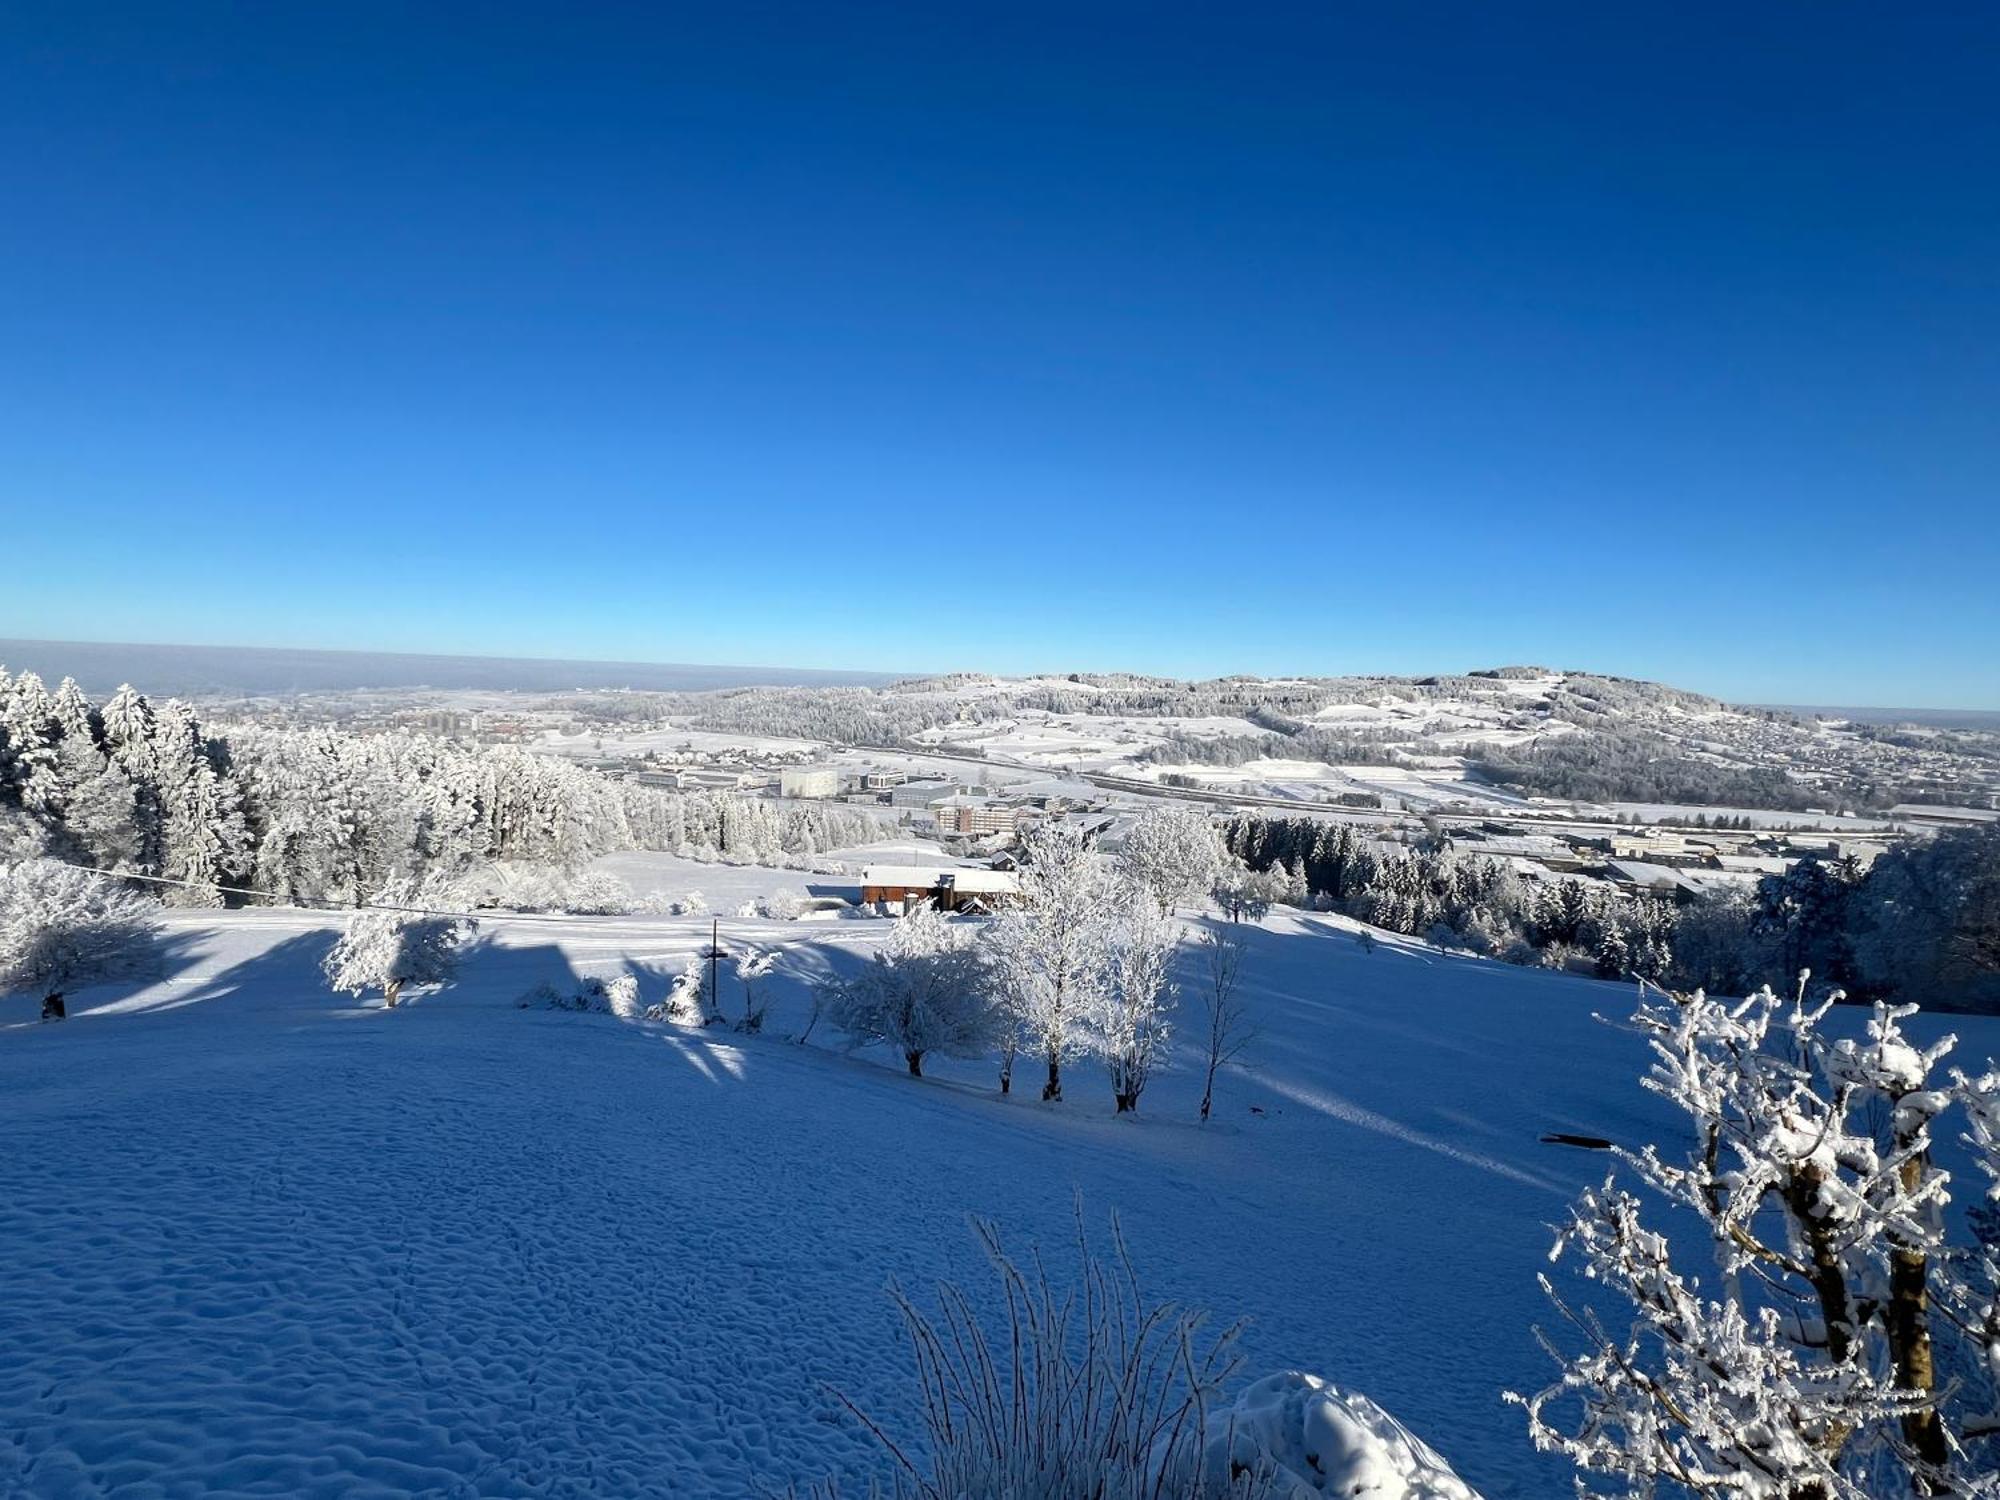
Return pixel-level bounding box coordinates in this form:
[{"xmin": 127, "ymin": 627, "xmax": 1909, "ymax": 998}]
[
  {"xmin": 644, "ymin": 954, "xmax": 712, "ymax": 1025},
  {"xmin": 0, "ymin": 859, "xmax": 162, "ymax": 1020},
  {"xmin": 1196, "ymin": 924, "xmax": 1252, "ymax": 1124},
  {"xmin": 735, "ymin": 945, "xmax": 778, "ymax": 1032},
  {"xmin": 321, "ymin": 876, "xmax": 475, "ymax": 1008},
  {"xmin": 992, "ymin": 822, "xmax": 1113, "ymax": 1102},
  {"xmin": 1090, "ymin": 883, "xmax": 1181, "ymax": 1113},
  {"xmin": 1211, "ymin": 856, "xmax": 1271, "ymax": 923},
  {"xmin": 1512, "ymin": 979, "xmax": 2000, "ymax": 1496},
  {"xmin": 825, "ymin": 902, "xmax": 1000, "ymax": 1076},
  {"xmin": 1119, "ymin": 804, "xmax": 1226, "ymax": 914},
  {"xmin": 0, "ymin": 670, "xmax": 64, "ymax": 818}
]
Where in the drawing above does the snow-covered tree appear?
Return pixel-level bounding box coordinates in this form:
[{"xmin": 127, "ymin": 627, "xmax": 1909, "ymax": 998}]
[
  {"xmin": 0, "ymin": 671, "xmax": 64, "ymax": 818},
  {"xmin": 1196, "ymin": 924, "xmax": 1252, "ymax": 1124},
  {"xmin": 735, "ymin": 945, "xmax": 778, "ymax": 1032},
  {"xmin": 1089, "ymin": 883, "xmax": 1181, "ymax": 1113},
  {"xmin": 1949, "ymin": 1063, "xmax": 2000, "ymax": 1460},
  {"xmin": 645, "ymin": 955, "xmax": 712, "ymax": 1025},
  {"xmin": 0, "ymin": 859, "xmax": 162, "ymax": 1020},
  {"xmin": 1211, "ymin": 856, "xmax": 1272, "ymax": 923},
  {"xmin": 1119, "ymin": 804, "xmax": 1226, "ymax": 914},
  {"xmin": 992, "ymin": 822, "xmax": 1113, "ymax": 1102},
  {"xmin": 1512, "ymin": 979, "xmax": 2000, "ymax": 1496},
  {"xmin": 321, "ymin": 875, "xmax": 475, "ymax": 1008},
  {"xmin": 824, "ymin": 902, "xmax": 1000, "ymax": 1076}
]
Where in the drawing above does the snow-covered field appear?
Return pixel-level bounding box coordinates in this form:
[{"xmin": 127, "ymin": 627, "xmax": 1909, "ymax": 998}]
[{"xmin": 6, "ymin": 896, "xmax": 1994, "ymax": 1497}]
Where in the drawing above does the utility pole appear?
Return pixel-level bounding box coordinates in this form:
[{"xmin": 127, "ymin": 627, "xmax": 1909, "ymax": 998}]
[{"xmin": 701, "ymin": 916, "xmax": 729, "ymax": 1024}]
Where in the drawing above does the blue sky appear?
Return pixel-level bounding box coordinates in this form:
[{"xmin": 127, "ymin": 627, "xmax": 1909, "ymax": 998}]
[{"xmin": 2, "ymin": 4, "xmax": 1996, "ymax": 705}]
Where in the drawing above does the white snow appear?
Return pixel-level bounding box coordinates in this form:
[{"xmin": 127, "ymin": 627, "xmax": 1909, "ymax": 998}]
[{"xmin": 4, "ymin": 895, "xmax": 1994, "ymax": 1498}]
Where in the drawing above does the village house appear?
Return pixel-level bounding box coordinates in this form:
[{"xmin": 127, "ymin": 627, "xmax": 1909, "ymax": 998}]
[{"xmin": 858, "ymin": 864, "xmax": 1021, "ymax": 913}]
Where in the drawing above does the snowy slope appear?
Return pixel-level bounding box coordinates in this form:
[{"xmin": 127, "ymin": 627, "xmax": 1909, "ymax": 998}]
[{"xmin": 5, "ymin": 903, "xmax": 1994, "ymax": 1498}]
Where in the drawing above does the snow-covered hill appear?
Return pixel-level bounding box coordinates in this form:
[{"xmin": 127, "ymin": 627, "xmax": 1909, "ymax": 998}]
[
  {"xmin": 652, "ymin": 668, "xmax": 2000, "ymax": 818},
  {"xmin": 4, "ymin": 900, "xmax": 1994, "ymax": 1497}
]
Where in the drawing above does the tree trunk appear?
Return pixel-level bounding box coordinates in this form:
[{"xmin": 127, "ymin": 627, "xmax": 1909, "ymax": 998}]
[
  {"xmin": 1042, "ymin": 1050, "xmax": 1063, "ymax": 1102},
  {"xmin": 41, "ymin": 991, "xmax": 66, "ymax": 1022},
  {"xmin": 905, "ymin": 1050, "xmax": 924, "ymax": 1077},
  {"xmin": 1115, "ymin": 1091, "xmax": 1137, "ymax": 1114},
  {"xmin": 1199, "ymin": 1068, "xmax": 1216, "ymax": 1123},
  {"xmin": 384, "ymin": 978, "xmax": 404, "ymax": 1009},
  {"xmin": 1784, "ymin": 1168, "xmax": 1856, "ymax": 1364},
  {"xmin": 1886, "ymin": 1150, "xmax": 1950, "ymax": 1477}
]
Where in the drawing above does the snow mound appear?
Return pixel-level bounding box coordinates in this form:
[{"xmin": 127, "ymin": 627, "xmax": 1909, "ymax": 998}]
[{"xmin": 1200, "ymin": 1372, "xmax": 1481, "ymax": 1499}]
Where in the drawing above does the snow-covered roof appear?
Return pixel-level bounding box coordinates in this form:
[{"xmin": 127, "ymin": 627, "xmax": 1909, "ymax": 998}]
[
  {"xmin": 1605, "ymin": 860, "xmax": 1699, "ymax": 894},
  {"xmin": 941, "ymin": 869, "xmax": 1019, "ymax": 894},
  {"xmin": 1712, "ymin": 854, "xmax": 1793, "ymax": 874},
  {"xmin": 861, "ymin": 865, "xmax": 950, "ymax": 888},
  {"xmin": 858, "ymin": 864, "xmax": 1019, "ymax": 894}
]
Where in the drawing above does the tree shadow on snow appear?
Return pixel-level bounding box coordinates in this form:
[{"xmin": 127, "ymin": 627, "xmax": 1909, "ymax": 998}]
[
  {"xmin": 126, "ymin": 929, "xmax": 343, "ymax": 1018},
  {"xmin": 12, "ymin": 925, "xmax": 214, "ymax": 1024}
]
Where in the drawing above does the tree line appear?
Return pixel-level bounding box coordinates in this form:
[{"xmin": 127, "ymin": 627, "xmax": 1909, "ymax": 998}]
[
  {"xmin": 0, "ymin": 667, "xmax": 882, "ymax": 906},
  {"xmin": 1222, "ymin": 813, "xmax": 2000, "ymax": 1011}
]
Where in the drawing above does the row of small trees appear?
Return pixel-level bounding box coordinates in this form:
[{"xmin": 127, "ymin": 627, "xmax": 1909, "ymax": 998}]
[{"xmin": 823, "ymin": 811, "xmax": 1250, "ymax": 1117}]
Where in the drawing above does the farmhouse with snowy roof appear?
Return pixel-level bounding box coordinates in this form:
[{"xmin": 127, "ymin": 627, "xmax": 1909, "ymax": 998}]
[{"xmin": 859, "ymin": 865, "xmax": 1020, "ymax": 913}]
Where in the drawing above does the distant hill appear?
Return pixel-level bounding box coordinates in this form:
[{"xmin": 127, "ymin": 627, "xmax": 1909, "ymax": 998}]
[{"xmin": 0, "ymin": 639, "xmax": 902, "ymax": 698}]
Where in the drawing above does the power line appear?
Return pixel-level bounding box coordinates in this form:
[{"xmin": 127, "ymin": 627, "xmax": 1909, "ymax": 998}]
[{"xmin": 50, "ymin": 861, "xmax": 740, "ymax": 930}]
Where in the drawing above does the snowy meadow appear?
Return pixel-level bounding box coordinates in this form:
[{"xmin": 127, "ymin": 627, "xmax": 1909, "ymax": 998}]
[{"xmin": 5, "ymin": 671, "xmax": 2000, "ymax": 1498}]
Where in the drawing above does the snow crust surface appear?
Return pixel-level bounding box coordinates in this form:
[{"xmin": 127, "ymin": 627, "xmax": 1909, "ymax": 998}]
[{"xmin": 4, "ymin": 900, "xmax": 1992, "ymax": 1497}]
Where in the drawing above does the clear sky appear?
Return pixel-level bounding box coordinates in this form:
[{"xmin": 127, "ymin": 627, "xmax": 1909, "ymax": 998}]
[{"xmin": 2, "ymin": 4, "xmax": 1996, "ymax": 706}]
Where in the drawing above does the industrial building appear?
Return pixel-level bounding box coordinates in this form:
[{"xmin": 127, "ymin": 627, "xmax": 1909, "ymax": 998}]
[
  {"xmin": 779, "ymin": 766, "xmax": 841, "ymax": 799},
  {"xmin": 928, "ymin": 793, "xmax": 1024, "ymax": 837}
]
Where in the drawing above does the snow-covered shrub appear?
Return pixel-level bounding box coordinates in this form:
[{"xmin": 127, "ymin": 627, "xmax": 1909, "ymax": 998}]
[
  {"xmin": 466, "ymin": 864, "xmax": 635, "ymax": 915},
  {"xmin": 519, "ymin": 973, "xmax": 641, "ymax": 1016},
  {"xmin": 516, "ymin": 980, "xmax": 569, "ymax": 1010},
  {"xmin": 1193, "ymin": 1372, "xmax": 1480, "ymax": 1500},
  {"xmin": 0, "ymin": 858, "xmax": 163, "ymax": 1020},
  {"xmin": 322, "ymin": 874, "xmax": 474, "ymax": 1008},
  {"xmin": 603, "ymin": 972, "xmax": 641, "ymax": 1017},
  {"xmin": 760, "ymin": 888, "xmax": 808, "ymax": 921},
  {"xmin": 559, "ymin": 870, "xmax": 635, "ymax": 916}
]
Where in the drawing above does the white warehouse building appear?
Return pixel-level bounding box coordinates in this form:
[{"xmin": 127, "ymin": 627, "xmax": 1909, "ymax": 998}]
[{"xmin": 779, "ymin": 766, "xmax": 841, "ymax": 799}]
